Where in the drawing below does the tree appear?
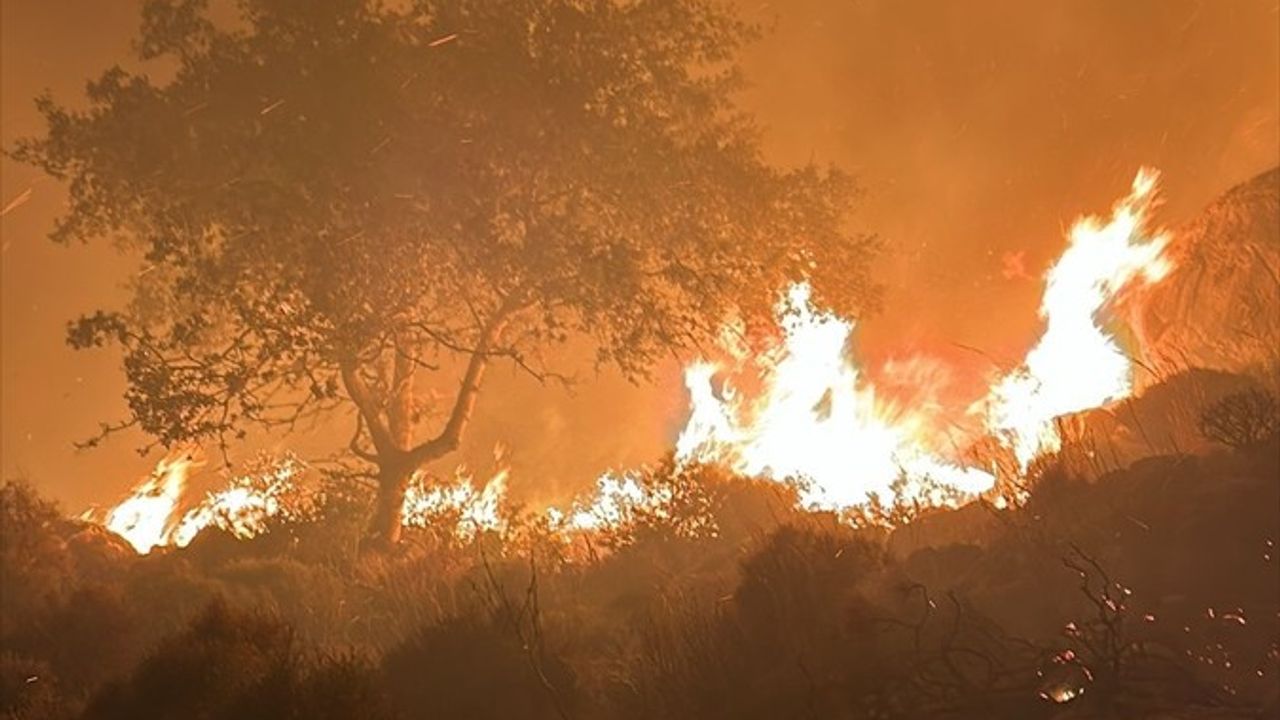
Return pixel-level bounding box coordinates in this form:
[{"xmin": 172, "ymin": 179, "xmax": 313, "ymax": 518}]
[
  {"xmin": 13, "ymin": 0, "xmax": 879, "ymax": 546},
  {"xmin": 1198, "ymin": 388, "xmax": 1279, "ymax": 449}
]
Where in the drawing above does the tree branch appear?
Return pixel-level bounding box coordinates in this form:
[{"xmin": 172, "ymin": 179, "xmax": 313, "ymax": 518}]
[
  {"xmin": 405, "ymin": 299, "xmax": 519, "ymax": 468},
  {"xmin": 340, "ymin": 360, "xmax": 396, "ymax": 458}
]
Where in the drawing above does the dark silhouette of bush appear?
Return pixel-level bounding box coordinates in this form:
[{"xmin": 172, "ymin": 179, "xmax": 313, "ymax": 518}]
[
  {"xmin": 622, "ymin": 521, "xmax": 899, "ymax": 719},
  {"xmin": 0, "ymin": 653, "xmax": 70, "ymax": 720},
  {"xmin": 5, "ymin": 585, "xmax": 138, "ymax": 699},
  {"xmin": 735, "ymin": 521, "xmax": 883, "ymax": 621},
  {"xmin": 3, "ymin": 440, "xmax": 1277, "ymax": 719},
  {"xmin": 381, "ymin": 614, "xmax": 577, "ymax": 720},
  {"xmin": 81, "ymin": 601, "xmax": 393, "ymax": 720},
  {"xmin": 1199, "ymin": 388, "xmax": 1279, "ymax": 448},
  {"xmin": 0, "ymin": 482, "xmax": 75, "ymax": 641}
]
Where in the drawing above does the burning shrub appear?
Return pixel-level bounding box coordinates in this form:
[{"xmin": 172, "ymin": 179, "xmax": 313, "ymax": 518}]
[{"xmin": 1199, "ymin": 388, "xmax": 1280, "ymax": 448}]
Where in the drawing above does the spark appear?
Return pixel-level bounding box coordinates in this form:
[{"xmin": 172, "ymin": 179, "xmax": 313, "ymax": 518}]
[{"xmin": 1, "ymin": 187, "xmax": 33, "ymax": 217}]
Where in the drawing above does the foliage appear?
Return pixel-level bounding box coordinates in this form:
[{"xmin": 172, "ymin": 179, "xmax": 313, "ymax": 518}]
[
  {"xmin": 4, "ymin": 586, "xmax": 140, "ymax": 698},
  {"xmin": 0, "ymin": 653, "xmax": 70, "ymax": 720},
  {"xmin": 3, "ymin": 437, "xmax": 1277, "ymax": 717},
  {"xmin": 382, "ymin": 614, "xmax": 576, "ymax": 720},
  {"xmin": 81, "ymin": 601, "xmax": 394, "ymax": 720},
  {"xmin": 11, "ymin": 0, "xmax": 879, "ymax": 541},
  {"xmin": 0, "ymin": 483, "xmax": 74, "ymax": 640},
  {"xmin": 1199, "ymin": 388, "xmax": 1279, "ymax": 448}
]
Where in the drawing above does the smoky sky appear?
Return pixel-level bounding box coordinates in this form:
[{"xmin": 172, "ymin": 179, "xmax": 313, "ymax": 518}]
[{"xmin": 2, "ymin": 0, "xmax": 1277, "ymax": 510}]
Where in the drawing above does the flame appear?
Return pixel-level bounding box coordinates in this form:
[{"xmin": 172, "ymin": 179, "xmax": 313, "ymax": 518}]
[
  {"xmin": 101, "ymin": 452, "xmax": 305, "ymax": 552},
  {"xmin": 401, "ymin": 468, "xmax": 509, "ymax": 541},
  {"xmin": 170, "ymin": 459, "xmax": 304, "ymax": 547},
  {"xmin": 982, "ymin": 168, "xmax": 1172, "ymax": 470},
  {"xmin": 551, "ymin": 471, "xmax": 672, "ymax": 532},
  {"xmin": 675, "ymin": 283, "xmax": 995, "ymax": 512},
  {"xmin": 93, "ymin": 168, "xmax": 1177, "ymax": 547},
  {"xmin": 103, "ymin": 450, "xmax": 199, "ymax": 554}
]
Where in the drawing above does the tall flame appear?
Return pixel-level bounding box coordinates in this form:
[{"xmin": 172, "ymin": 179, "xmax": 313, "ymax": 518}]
[
  {"xmin": 675, "ymin": 283, "xmax": 995, "ymax": 511},
  {"xmin": 170, "ymin": 459, "xmax": 305, "ymax": 547},
  {"xmin": 982, "ymin": 168, "xmax": 1172, "ymax": 470},
  {"xmin": 103, "ymin": 450, "xmax": 198, "ymax": 554}
]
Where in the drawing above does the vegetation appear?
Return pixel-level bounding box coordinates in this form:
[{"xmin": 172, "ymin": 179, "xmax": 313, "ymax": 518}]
[
  {"xmin": 2, "ymin": 420, "xmax": 1276, "ymax": 719},
  {"xmin": 1199, "ymin": 388, "xmax": 1279, "ymax": 449},
  {"xmin": 11, "ymin": 0, "xmax": 879, "ymax": 545}
]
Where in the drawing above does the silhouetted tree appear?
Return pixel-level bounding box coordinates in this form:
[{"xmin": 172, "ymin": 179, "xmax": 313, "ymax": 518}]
[
  {"xmin": 1199, "ymin": 388, "xmax": 1279, "ymax": 449},
  {"xmin": 13, "ymin": 0, "xmax": 879, "ymax": 545}
]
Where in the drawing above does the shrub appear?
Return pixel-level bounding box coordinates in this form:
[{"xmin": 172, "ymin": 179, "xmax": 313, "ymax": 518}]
[
  {"xmin": 0, "ymin": 483, "xmax": 74, "ymax": 640},
  {"xmin": 382, "ymin": 614, "xmax": 577, "ymax": 719},
  {"xmin": 5, "ymin": 585, "xmax": 138, "ymax": 698},
  {"xmin": 1199, "ymin": 388, "xmax": 1279, "ymax": 448},
  {"xmin": 81, "ymin": 601, "xmax": 393, "ymax": 720},
  {"xmin": 0, "ymin": 653, "xmax": 70, "ymax": 720}
]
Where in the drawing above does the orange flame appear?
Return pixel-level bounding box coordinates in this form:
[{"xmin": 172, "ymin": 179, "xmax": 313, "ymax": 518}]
[
  {"xmin": 401, "ymin": 468, "xmax": 509, "ymax": 540},
  {"xmin": 675, "ymin": 283, "xmax": 995, "ymax": 512},
  {"xmin": 981, "ymin": 168, "xmax": 1172, "ymax": 470},
  {"xmin": 549, "ymin": 471, "xmax": 672, "ymax": 532},
  {"xmin": 170, "ymin": 458, "xmax": 305, "ymax": 547},
  {"xmin": 95, "ymin": 168, "xmax": 1176, "ymax": 546},
  {"xmin": 103, "ymin": 450, "xmax": 200, "ymax": 553}
]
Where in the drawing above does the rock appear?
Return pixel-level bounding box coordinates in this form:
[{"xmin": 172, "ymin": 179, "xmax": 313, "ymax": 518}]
[{"xmin": 1136, "ymin": 167, "xmax": 1279, "ymax": 379}]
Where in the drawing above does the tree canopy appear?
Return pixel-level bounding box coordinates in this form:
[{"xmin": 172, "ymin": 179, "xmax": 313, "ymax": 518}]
[{"xmin": 13, "ymin": 0, "xmax": 879, "ymax": 543}]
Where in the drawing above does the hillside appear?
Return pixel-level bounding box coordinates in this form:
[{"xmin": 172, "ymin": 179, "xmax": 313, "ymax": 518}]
[{"xmin": 1138, "ymin": 167, "xmax": 1280, "ymax": 379}]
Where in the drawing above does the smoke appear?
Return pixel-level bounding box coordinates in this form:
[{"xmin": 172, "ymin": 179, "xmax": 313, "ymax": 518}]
[{"xmin": 2, "ymin": 0, "xmax": 1277, "ymax": 508}]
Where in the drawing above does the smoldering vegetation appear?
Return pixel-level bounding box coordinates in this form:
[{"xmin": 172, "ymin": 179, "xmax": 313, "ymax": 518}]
[{"xmin": 2, "ymin": 373, "xmax": 1277, "ymax": 720}]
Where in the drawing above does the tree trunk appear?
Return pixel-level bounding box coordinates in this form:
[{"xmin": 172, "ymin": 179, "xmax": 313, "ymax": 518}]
[
  {"xmin": 368, "ymin": 462, "xmax": 413, "ymax": 548},
  {"xmin": 347, "ymin": 309, "xmax": 513, "ymax": 549}
]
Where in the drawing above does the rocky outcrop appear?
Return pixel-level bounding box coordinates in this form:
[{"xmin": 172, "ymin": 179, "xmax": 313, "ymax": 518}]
[{"xmin": 1137, "ymin": 167, "xmax": 1279, "ymax": 380}]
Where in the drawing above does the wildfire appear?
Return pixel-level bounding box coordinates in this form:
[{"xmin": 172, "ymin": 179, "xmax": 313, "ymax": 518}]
[
  {"xmin": 675, "ymin": 283, "xmax": 995, "ymax": 512},
  {"xmin": 93, "ymin": 168, "xmax": 1175, "ymax": 549},
  {"xmin": 981, "ymin": 168, "xmax": 1172, "ymax": 470},
  {"xmin": 170, "ymin": 458, "xmax": 307, "ymax": 547},
  {"xmin": 550, "ymin": 472, "xmax": 675, "ymax": 533},
  {"xmin": 98, "ymin": 452, "xmax": 304, "ymax": 553},
  {"xmin": 103, "ymin": 450, "xmax": 198, "ymax": 554},
  {"xmin": 401, "ymin": 468, "xmax": 509, "ymax": 541}
]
